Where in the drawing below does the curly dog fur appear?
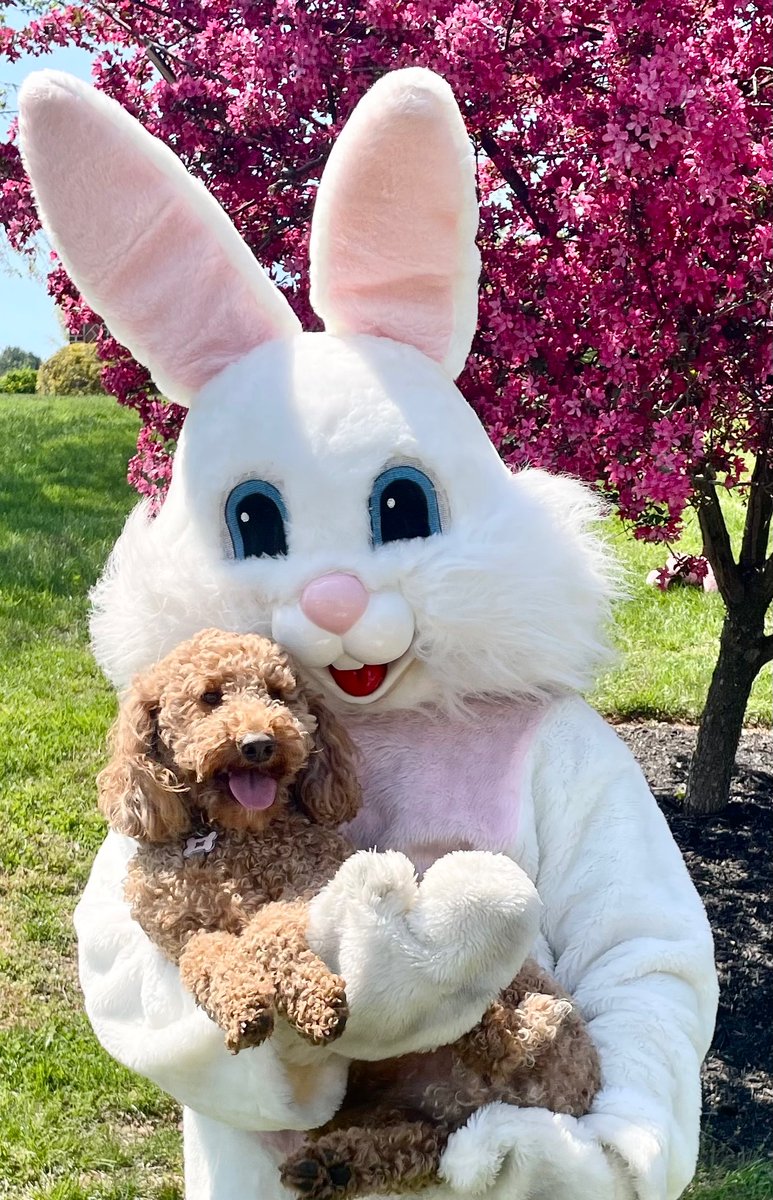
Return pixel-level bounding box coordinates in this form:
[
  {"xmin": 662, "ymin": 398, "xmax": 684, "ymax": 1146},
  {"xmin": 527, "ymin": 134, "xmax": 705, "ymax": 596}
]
[
  {"xmin": 98, "ymin": 628, "xmax": 359, "ymax": 1050},
  {"xmin": 99, "ymin": 628, "xmax": 600, "ymax": 1197},
  {"xmin": 282, "ymin": 963, "xmax": 601, "ymax": 1198}
]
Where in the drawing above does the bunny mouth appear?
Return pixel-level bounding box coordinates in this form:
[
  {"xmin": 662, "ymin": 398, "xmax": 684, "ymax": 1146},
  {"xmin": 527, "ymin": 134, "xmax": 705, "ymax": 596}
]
[
  {"xmin": 329, "ymin": 662, "xmax": 388, "ymax": 697},
  {"xmin": 324, "ymin": 652, "xmax": 414, "ymax": 703}
]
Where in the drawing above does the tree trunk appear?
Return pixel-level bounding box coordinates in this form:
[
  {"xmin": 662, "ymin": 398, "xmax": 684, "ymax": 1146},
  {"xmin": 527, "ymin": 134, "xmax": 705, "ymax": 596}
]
[{"xmin": 684, "ymin": 604, "xmax": 767, "ymax": 814}]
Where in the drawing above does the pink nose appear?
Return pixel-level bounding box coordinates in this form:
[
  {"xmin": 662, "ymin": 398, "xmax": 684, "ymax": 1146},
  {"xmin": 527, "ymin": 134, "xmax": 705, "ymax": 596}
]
[{"xmin": 300, "ymin": 573, "xmax": 369, "ymax": 635}]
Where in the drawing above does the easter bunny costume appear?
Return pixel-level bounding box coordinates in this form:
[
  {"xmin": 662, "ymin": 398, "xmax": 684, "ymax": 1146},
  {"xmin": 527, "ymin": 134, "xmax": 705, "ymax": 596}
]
[{"xmin": 19, "ymin": 67, "xmax": 716, "ymax": 1200}]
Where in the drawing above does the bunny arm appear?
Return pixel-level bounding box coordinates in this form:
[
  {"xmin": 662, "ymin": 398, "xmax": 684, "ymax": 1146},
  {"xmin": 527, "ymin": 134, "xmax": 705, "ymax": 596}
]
[
  {"xmin": 74, "ymin": 834, "xmax": 538, "ymax": 1132},
  {"xmin": 440, "ymin": 698, "xmax": 718, "ymax": 1200}
]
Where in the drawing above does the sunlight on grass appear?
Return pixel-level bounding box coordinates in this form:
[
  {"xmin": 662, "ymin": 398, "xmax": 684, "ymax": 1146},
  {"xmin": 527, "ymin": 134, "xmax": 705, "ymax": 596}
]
[
  {"xmin": 0, "ymin": 396, "xmax": 183, "ymax": 1198},
  {"xmin": 685, "ymin": 1157, "xmax": 773, "ymax": 1199},
  {"xmin": 590, "ymin": 497, "xmax": 771, "ymax": 724}
]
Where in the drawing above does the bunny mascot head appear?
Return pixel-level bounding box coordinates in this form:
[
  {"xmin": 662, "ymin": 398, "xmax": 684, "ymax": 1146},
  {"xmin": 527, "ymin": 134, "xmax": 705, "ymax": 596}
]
[
  {"xmin": 20, "ymin": 67, "xmax": 611, "ymax": 712},
  {"xmin": 19, "ymin": 67, "xmax": 716, "ymax": 1200}
]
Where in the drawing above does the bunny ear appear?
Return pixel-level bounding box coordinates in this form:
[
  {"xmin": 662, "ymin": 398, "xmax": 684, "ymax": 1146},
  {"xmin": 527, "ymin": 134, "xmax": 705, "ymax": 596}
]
[
  {"xmin": 18, "ymin": 71, "xmax": 300, "ymax": 405},
  {"xmin": 309, "ymin": 68, "xmax": 480, "ymax": 379}
]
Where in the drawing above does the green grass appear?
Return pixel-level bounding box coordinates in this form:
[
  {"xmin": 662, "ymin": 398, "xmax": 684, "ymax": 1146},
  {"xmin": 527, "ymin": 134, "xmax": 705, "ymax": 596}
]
[
  {"xmin": 684, "ymin": 1157, "xmax": 773, "ymax": 1199},
  {"xmin": 0, "ymin": 396, "xmax": 182, "ymax": 1198},
  {"xmin": 590, "ymin": 491, "xmax": 771, "ymax": 724},
  {"xmin": 0, "ymin": 394, "xmax": 769, "ymax": 1197}
]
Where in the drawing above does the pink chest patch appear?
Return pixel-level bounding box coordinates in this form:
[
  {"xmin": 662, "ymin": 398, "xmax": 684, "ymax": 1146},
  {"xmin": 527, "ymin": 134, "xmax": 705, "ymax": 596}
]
[{"xmin": 344, "ymin": 699, "xmax": 544, "ymax": 873}]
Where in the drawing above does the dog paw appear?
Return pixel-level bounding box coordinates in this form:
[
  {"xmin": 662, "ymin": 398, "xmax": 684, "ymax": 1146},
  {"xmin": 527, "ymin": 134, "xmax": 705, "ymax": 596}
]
[
  {"xmin": 287, "ymin": 977, "xmax": 349, "ymax": 1047},
  {"xmin": 281, "ymin": 1146, "xmax": 353, "ymax": 1198},
  {"xmin": 223, "ymin": 1001, "xmax": 275, "ymax": 1054}
]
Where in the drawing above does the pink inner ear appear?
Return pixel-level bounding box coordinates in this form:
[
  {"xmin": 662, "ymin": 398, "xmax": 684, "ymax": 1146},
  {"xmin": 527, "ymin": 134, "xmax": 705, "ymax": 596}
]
[
  {"xmin": 310, "ymin": 75, "xmax": 479, "ymax": 376},
  {"xmin": 20, "ymin": 76, "xmax": 297, "ymax": 401}
]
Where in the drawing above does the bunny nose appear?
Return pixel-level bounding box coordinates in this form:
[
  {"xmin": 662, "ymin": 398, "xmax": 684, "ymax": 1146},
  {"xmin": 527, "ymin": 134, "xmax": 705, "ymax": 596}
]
[{"xmin": 300, "ymin": 573, "xmax": 369, "ymax": 634}]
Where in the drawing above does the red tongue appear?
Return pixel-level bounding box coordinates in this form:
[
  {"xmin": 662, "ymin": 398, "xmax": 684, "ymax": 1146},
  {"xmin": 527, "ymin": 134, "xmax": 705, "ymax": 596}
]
[
  {"xmin": 227, "ymin": 771, "xmax": 278, "ymax": 810},
  {"xmin": 329, "ymin": 663, "xmax": 388, "ymax": 697}
]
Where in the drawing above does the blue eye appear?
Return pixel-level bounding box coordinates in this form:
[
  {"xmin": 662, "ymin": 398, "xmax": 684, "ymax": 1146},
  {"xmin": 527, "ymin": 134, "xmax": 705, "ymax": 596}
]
[
  {"xmin": 369, "ymin": 466, "xmax": 442, "ymax": 546},
  {"xmin": 226, "ymin": 481, "xmax": 288, "ymax": 559}
]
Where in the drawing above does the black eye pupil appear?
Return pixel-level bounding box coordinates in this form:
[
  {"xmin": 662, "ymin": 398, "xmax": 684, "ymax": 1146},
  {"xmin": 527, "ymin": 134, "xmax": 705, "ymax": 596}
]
[
  {"xmin": 235, "ymin": 493, "xmax": 287, "ymax": 558},
  {"xmin": 379, "ymin": 479, "xmax": 432, "ymax": 543},
  {"xmin": 201, "ymin": 691, "xmax": 222, "ymax": 707}
]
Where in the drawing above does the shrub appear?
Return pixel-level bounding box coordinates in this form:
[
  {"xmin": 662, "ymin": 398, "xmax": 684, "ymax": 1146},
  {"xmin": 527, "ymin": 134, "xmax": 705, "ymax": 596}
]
[
  {"xmin": 36, "ymin": 343, "xmax": 105, "ymax": 396},
  {"xmin": 0, "ymin": 345, "xmax": 41, "ymax": 373},
  {"xmin": 0, "ymin": 366, "xmax": 38, "ymax": 394}
]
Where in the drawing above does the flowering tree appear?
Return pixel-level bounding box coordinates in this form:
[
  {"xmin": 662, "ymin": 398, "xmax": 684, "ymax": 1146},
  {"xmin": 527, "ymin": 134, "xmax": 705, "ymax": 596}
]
[{"xmin": 2, "ymin": 0, "xmax": 771, "ymax": 813}]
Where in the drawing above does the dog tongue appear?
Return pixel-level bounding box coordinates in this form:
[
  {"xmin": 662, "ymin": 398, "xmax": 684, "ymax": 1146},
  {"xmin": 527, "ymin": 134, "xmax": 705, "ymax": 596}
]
[
  {"xmin": 227, "ymin": 771, "xmax": 278, "ymax": 811},
  {"xmin": 329, "ymin": 663, "xmax": 388, "ymax": 697}
]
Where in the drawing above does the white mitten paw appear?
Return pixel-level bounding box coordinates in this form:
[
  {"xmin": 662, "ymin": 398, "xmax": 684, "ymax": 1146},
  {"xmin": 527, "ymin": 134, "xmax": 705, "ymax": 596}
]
[
  {"xmin": 312, "ymin": 848, "xmax": 420, "ymax": 920},
  {"xmin": 408, "ymin": 850, "xmax": 541, "ymax": 991},
  {"xmin": 440, "ymin": 1105, "xmax": 635, "ymax": 1200},
  {"xmin": 439, "ymin": 1104, "xmax": 517, "ymax": 1195},
  {"xmin": 306, "ymin": 849, "xmax": 541, "ymax": 1060}
]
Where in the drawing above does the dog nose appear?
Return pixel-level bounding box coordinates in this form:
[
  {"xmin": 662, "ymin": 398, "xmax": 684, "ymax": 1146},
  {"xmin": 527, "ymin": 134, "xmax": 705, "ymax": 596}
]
[
  {"xmin": 238, "ymin": 733, "xmax": 276, "ymax": 764},
  {"xmin": 300, "ymin": 573, "xmax": 369, "ymax": 635}
]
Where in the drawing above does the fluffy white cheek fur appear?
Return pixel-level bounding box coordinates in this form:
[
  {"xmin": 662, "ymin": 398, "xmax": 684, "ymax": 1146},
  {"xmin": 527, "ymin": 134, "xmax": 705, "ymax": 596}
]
[
  {"xmin": 90, "ymin": 504, "xmax": 270, "ymax": 688},
  {"xmin": 392, "ymin": 468, "xmax": 619, "ymax": 706}
]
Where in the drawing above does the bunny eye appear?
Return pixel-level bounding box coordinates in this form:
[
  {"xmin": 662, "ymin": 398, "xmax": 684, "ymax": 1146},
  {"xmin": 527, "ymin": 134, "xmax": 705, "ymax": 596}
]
[
  {"xmin": 226, "ymin": 481, "xmax": 288, "ymax": 559},
  {"xmin": 369, "ymin": 466, "xmax": 442, "ymax": 546}
]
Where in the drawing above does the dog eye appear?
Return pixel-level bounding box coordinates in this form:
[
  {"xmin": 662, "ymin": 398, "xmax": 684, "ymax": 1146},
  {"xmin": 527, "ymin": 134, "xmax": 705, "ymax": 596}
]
[
  {"xmin": 369, "ymin": 466, "xmax": 442, "ymax": 546},
  {"xmin": 200, "ymin": 690, "xmax": 223, "ymax": 707},
  {"xmin": 225, "ymin": 480, "xmax": 288, "ymax": 559}
]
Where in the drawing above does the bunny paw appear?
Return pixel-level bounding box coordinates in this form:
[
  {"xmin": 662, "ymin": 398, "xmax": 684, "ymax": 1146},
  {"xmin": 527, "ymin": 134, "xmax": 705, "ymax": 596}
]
[{"xmin": 407, "ymin": 850, "xmax": 541, "ymax": 991}]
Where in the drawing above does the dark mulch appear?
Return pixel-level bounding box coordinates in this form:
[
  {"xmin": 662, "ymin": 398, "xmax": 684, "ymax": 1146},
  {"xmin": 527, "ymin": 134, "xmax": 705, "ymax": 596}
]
[{"xmin": 617, "ymin": 723, "xmax": 772, "ymax": 1160}]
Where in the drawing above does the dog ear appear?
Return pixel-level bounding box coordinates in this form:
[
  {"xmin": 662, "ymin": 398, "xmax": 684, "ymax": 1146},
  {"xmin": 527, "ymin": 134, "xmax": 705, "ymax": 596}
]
[
  {"xmin": 294, "ymin": 688, "xmax": 361, "ymax": 827},
  {"xmin": 97, "ymin": 680, "xmax": 191, "ymax": 843}
]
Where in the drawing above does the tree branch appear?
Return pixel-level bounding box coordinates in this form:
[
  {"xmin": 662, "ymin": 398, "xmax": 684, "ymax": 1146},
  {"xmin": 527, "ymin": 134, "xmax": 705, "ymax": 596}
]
[
  {"xmin": 693, "ymin": 474, "xmax": 744, "ymax": 606},
  {"xmin": 762, "ymin": 553, "xmax": 773, "ymax": 603},
  {"xmin": 739, "ymin": 441, "xmax": 773, "ymax": 575},
  {"xmin": 127, "ymin": 0, "xmax": 199, "ymax": 33},
  {"xmin": 503, "ymin": 2, "xmax": 519, "ymax": 53},
  {"xmin": 759, "ymin": 633, "xmax": 773, "ymax": 667},
  {"xmin": 478, "ymin": 129, "xmax": 550, "ymax": 237}
]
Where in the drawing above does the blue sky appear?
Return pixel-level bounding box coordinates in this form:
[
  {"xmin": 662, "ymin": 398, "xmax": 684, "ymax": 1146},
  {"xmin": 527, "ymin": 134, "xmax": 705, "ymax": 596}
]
[{"xmin": 2, "ymin": 35, "xmax": 96, "ymax": 358}]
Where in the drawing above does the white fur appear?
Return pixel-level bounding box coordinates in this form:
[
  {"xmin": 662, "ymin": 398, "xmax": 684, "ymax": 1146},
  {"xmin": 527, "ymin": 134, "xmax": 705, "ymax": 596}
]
[
  {"xmin": 440, "ymin": 1104, "xmax": 637, "ymax": 1198},
  {"xmin": 306, "ymin": 850, "xmax": 541, "ymax": 1059}
]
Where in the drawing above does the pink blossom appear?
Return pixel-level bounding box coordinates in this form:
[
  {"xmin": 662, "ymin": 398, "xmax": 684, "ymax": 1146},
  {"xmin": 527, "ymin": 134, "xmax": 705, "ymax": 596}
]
[{"xmin": 1, "ymin": 0, "xmax": 770, "ymax": 532}]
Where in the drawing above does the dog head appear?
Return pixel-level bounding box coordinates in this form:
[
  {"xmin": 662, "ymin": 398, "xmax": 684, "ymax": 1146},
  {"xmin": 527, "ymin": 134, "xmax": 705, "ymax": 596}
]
[{"xmin": 97, "ymin": 628, "xmax": 361, "ymax": 841}]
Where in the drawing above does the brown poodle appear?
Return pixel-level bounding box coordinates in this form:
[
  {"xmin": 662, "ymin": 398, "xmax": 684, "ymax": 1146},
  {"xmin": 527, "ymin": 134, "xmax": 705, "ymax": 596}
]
[
  {"xmin": 98, "ymin": 628, "xmax": 600, "ymax": 1199},
  {"xmin": 98, "ymin": 627, "xmax": 359, "ymax": 1050}
]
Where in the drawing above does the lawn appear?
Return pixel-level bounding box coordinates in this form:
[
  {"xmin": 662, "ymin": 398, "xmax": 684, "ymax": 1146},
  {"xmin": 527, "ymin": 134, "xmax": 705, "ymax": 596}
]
[
  {"xmin": 0, "ymin": 394, "xmax": 769, "ymax": 1198},
  {"xmin": 592, "ymin": 496, "xmax": 770, "ymax": 725}
]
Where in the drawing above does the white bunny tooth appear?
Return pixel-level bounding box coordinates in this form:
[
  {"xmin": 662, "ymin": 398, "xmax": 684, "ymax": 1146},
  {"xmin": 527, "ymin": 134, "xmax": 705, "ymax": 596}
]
[
  {"xmin": 271, "ymin": 605, "xmax": 343, "ymax": 667},
  {"xmin": 332, "ymin": 654, "xmax": 365, "ymax": 671},
  {"xmin": 343, "ymin": 591, "xmax": 415, "ymax": 665}
]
